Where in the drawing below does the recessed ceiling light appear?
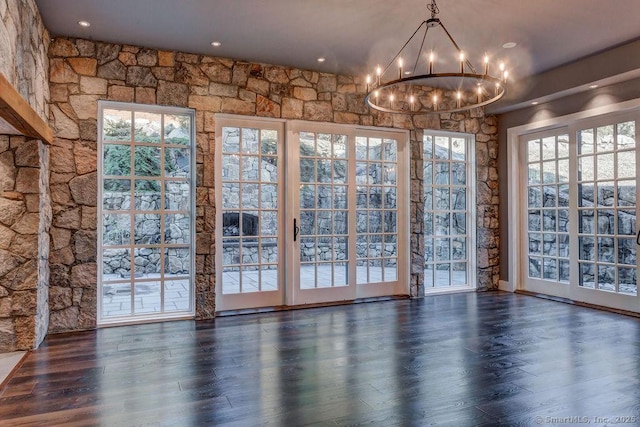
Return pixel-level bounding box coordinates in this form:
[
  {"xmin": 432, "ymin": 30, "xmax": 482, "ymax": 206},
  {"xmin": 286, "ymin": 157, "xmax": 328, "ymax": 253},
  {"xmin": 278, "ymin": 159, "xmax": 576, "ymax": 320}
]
[
  {"xmin": 502, "ymin": 42, "xmax": 517, "ymax": 49},
  {"xmin": 531, "ymin": 101, "xmax": 539, "ymax": 105},
  {"xmin": 317, "ymin": 57, "xmax": 326, "ymax": 63},
  {"xmin": 404, "ymin": 71, "xmax": 412, "ymax": 75},
  {"xmin": 589, "ymin": 84, "xmax": 599, "ymax": 89},
  {"xmin": 211, "ymin": 41, "xmax": 221, "ymax": 47},
  {"xmin": 78, "ymin": 20, "xmax": 91, "ymax": 27}
]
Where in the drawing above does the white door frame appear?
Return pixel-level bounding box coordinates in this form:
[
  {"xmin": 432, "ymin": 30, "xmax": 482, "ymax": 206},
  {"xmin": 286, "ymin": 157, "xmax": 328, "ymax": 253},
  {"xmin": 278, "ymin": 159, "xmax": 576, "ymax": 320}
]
[
  {"xmin": 517, "ymin": 127, "xmax": 571, "ymax": 299},
  {"xmin": 215, "ymin": 115, "xmax": 410, "ymax": 310},
  {"xmin": 214, "ymin": 115, "xmax": 286, "ymax": 311},
  {"xmin": 286, "ymin": 121, "xmax": 410, "ymax": 306},
  {"xmin": 507, "ymin": 98, "xmax": 640, "ymax": 313}
]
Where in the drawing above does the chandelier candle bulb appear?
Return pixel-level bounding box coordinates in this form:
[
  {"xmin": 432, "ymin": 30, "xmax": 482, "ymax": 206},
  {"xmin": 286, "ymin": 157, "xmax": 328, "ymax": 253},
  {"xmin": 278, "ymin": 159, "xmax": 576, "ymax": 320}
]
[
  {"xmin": 409, "ymin": 94, "xmax": 416, "ymax": 111},
  {"xmin": 499, "ymin": 62, "xmax": 505, "ymax": 72},
  {"xmin": 484, "ymin": 54, "xmax": 489, "ymax": 75},
  {"xmin": 429, "ymin": 52, "xmax": 435, "ymax": 74},
  {"xmin": 477, "ymin": 85, "xmax": 483, "ymax": 102},
  {"xmin": 459, "ymin": 52, "xmax": 465, "ymax": 73},
  {"xmin": 366, "ymin": 75, "xmax": 371, "ymax": 92},
  {"xmin": 456, "ymin": 90, "xmax": 462, "ymax": 107},
  {"xmin": 503, "ymin": 70, "xmax": 509, "ymax": 82},
  {"xmin": 433, "ymin": 94, "xmax": 438, "ymax": 111},
  {"xmin": 398, "ymin": 58, "xmax": 403, "ymax": 79},
  {"xmin": 376, "ymin": 66, "xmax": 382, "ymax": 85}
]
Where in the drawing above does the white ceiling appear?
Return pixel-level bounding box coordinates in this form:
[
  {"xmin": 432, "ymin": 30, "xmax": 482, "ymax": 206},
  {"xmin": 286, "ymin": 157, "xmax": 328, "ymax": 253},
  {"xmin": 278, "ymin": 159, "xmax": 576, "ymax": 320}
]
[{"xmin": 36, "ymin": 0, "xmax": 640, "ymax": 82}]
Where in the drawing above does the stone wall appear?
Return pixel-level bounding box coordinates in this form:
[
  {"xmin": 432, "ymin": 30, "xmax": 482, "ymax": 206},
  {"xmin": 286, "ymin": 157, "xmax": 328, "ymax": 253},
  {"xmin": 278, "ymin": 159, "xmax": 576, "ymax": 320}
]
[
  {"xmin": 0, "ymin": 136, "xmax": 50, "ymax": 351},
  {"xmin": 47, "ymin": 36, "xmax": 500, "ymax": 332},
  {"xmin": 0, "ymin": 0, "xmax": 50, "ymax": 120},
  {"xmin": 0, "ymin": 0, "xmax": 51, "ymax": 351}
]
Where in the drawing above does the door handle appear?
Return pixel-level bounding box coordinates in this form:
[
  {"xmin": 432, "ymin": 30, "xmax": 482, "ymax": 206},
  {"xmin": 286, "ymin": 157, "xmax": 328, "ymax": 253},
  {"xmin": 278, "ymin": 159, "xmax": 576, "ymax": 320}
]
[
  {"xmin": 294, "ymin": 218, "xmax": 300, "ymax": 242},
  {"xmin": 636, "ymin": 229, "xmax": 640, "ymax": 246}
]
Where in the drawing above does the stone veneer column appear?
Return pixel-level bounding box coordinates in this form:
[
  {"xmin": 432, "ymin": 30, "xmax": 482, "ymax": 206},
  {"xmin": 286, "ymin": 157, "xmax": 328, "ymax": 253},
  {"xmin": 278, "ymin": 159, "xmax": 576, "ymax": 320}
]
[
  {"xmin": 0, "ymin": 0, "xmax": 52, "ymax": 351},
  {"xmin": 0, "ymin": 136, "xmax": 51, "ymax": 351},
  {"xmin": 47, "ymin": 37, "xmax": 501, "ymax": 332}
]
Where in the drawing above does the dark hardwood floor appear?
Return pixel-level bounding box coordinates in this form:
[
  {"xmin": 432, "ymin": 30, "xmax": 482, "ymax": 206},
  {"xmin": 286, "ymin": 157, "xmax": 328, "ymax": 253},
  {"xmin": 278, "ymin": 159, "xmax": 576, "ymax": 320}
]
[{"xmin": 1, "ymin": 292, "xmax": 640, "ymax": 426}]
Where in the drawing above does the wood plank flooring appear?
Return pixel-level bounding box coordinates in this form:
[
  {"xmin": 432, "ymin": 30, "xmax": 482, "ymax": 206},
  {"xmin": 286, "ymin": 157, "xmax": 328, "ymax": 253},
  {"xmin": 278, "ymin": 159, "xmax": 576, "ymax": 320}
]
[{"xmin": 1, "ymin": 292, "xmax": 640, "ymax": 426}]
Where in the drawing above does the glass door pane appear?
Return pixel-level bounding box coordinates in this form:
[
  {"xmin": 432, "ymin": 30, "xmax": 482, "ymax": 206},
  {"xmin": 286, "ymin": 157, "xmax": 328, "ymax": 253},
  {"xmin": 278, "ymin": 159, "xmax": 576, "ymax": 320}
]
[
  {"xmin": 520, "ymin": 114, "xmax": 639, "ymax": 312},
  {"xmin": 525, "ymin": 133, "xmax": 571, "ymax": 284},
  {"xmin": 217, "ymin": 120, "xmax": 407, "ymax": 309},
  {"xmin": 290, "ymin": 124, "xmax": 407, "ymax": 305},
  {"xmin": 217, "ymin": 123, "xmax": 284, "ymax": 311},
  {"xmin": 355, "ymin": 136, "xmax": 399, "ymax": 284},
  {"xmin": 298, "ymin": 131, "xmax": 350, "ymax": 289},
  {"xmin": 577, "ymin": 120, "xmax": 637, "ymax": 296}
]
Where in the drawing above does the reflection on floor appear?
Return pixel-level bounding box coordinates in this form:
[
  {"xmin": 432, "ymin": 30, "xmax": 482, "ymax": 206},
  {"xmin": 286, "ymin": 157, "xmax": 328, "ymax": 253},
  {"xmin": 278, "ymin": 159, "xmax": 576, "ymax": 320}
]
[
  {"xmin": 3, "ymin": 293, "xmax": 640, "ymax": 425},
  {"xmin": 101, "ymin": 267, "xmax": 472, "ymax": 318},
  {"xmin": 221, "ymin": 265, "xmax": 400, "ymax": 293}
]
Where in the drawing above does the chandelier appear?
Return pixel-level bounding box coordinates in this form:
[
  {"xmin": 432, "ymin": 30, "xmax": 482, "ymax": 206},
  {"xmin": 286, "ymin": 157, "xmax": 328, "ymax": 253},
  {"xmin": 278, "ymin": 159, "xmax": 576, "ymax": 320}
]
[{"xmin": 364, "ymin": 0, "xmax": 508, "ymax": 114}]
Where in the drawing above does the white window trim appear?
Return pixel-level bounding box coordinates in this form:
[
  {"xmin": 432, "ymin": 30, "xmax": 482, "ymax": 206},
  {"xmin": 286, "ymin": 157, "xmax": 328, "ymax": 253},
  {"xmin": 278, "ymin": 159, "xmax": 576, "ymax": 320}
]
[
  {"xmin": 423, "ymin": 130, "xmax": 477, "ymax": 295},
  {"xmin": 506, "ymin": 97, "xmax": 640, "ymax": 294},
  {"xmin": 97, "ymin": 101, "xmax": 197, "ymax": 326}
]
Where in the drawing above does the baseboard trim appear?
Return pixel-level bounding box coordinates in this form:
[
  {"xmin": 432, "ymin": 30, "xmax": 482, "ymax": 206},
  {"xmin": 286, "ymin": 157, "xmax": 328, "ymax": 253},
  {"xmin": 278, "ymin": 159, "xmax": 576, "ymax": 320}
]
[
  {"xmin": 216, "ymin": 295, "xmax": 411, "ymax": 317},
  {"xmin": 423, "ymin": 287, "xmax": 476, "ymax": 297},
  {"xmin": 498, "ymin": 280, "xmax": 512, "ymax": 292}
]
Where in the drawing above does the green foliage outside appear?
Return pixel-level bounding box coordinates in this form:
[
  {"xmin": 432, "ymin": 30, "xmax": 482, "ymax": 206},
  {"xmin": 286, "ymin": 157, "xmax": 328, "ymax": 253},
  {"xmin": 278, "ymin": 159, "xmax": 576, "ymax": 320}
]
[{"xmin": 103, "ymin": 117, "xmax": 190, "ymax": 191}]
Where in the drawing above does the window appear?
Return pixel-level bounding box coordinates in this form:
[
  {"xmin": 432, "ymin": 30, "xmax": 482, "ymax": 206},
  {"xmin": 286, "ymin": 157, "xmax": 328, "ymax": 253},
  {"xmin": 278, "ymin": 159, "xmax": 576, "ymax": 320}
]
[
  {"xmin": 424, "ymin": 132, "xmax": 476, "ymax": 291},
  {"xmin": 98, "ymin": 102, "xmax": 195, "ymax": 323}
]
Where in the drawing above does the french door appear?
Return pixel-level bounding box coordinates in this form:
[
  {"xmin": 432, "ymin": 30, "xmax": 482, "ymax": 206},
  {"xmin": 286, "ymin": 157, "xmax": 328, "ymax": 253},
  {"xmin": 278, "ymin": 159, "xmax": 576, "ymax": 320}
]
[
  {"xmin": 215, "ymin": 118, "xmax": 286, "ymax": 310},
  {"xmin": 215, "ymin": 117, "xmax": 409, "ymax": 311},
  {"xmin": 521, "ymin": 111, "xmax": 640, "ymax": 312}
]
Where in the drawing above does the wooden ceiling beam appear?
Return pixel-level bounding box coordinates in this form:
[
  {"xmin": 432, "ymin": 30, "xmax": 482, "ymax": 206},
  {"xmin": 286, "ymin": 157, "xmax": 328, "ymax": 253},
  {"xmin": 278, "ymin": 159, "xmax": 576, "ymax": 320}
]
[{"xmin": 0, "ymin": 72, "xmax": 53, "ymax": 144}]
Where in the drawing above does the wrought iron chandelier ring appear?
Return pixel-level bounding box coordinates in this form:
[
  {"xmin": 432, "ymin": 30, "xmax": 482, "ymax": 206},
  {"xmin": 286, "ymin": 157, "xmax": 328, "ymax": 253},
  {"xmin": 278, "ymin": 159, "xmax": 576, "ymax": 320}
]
[{"xmin": 364, "ymin": 0, "xmax": 509, "ymax": 114}]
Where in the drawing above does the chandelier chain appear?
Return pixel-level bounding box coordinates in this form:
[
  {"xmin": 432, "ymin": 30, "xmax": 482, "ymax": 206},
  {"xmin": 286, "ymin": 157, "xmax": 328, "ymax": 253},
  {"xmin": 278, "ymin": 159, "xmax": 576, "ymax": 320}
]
[{"xmin": 427, "ymin": 0, "xmax": 439, "ymax": 19}]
